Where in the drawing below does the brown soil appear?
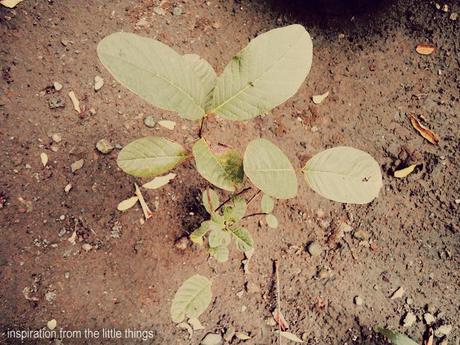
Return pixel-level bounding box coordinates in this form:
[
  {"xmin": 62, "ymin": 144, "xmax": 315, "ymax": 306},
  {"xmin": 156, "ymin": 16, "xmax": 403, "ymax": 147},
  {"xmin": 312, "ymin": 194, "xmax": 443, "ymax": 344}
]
[{"xmin": 0, "ymin": 0, "xmax": 459, "ymax": 344}]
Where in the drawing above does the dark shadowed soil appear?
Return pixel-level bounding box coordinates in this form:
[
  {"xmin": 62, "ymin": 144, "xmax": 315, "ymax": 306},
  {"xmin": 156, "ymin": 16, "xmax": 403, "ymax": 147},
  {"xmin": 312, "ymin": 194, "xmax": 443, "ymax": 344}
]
[{"xmin": 0, "ymin": 0, "xmax": 459, "ymax": 344}]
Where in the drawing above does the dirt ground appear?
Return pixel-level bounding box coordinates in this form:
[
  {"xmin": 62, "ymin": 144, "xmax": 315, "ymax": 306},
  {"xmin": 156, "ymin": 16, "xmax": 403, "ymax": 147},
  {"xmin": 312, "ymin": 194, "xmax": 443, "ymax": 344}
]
[{"xmin": 0, "ymin": 0, "xmax": 459, "ymax": 344}]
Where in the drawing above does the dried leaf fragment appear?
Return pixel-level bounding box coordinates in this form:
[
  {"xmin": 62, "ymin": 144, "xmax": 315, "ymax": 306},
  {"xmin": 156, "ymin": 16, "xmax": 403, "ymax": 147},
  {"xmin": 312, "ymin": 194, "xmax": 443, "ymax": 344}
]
[
  {"xmin": 142, "ymin": 173, "xmax": 176, "ymax": 189},
  {"xmin": 235, "ymin": 332, "xmax": 251, "ymax": 340},
  {"xmin": 416, "ymin": 44, "xmax": 435, "ymax": 55},
  {"xmin": 277, "ymin": 331, "xmax": 304, "ymax": 343},
  {"xmin": 71, "ymin": 159, "xmax": 84, "ymax": 173},
  {"xmin": 312, "ymin": 91, "xmax": 329, "ymax": 104},
  {"xmin": 40, "ymin": 152, "xmax": 48, "ymax": 167},
  {"xmin": 0, "ymin": 0, "xmax": 23, "ymax": 8},
  {"xmin": 390, "ymin": 286, "xmax": 405, "ymax": 300},
  {"xmin": 273, "ymin": 309, "xmax": 289, "ymax": 331},
  {"xmin": 409, "ymin": 114, "xmax": 439, "ymax": 144},
  {"xmin": 117, "ymin": 196, "xmax": 139, "ymax": 211},
  {"xmin": 134, "ymin": 183, "xmax": 153, "ymax": 220},
  {"xmin": 68, "ymin": 91, "xmax": 81, "ymax": 113},
  {"xmin": 394, "ymin": 164, "xmax": 417, "ymax": 178},
  {"xmin": 158, "ymin": 120, "xmax": 176, "ymax": 130}
]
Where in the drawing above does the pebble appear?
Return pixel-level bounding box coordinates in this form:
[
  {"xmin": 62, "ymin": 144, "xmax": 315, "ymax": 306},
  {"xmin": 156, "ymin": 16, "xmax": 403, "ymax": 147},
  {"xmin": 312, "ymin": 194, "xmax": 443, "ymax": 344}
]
[
  {"xmin": 47, "ymin": 319, "xmax": 57, "ymax": 330},
  {"xmin": 172, "ymin": 6, "xmax": 183, "ymax": 16},
  {"xmin": 64, "ymin": 272, "xmax": 70, "ymax": 279},
  {"xmin": 424, "ymin": 313, "xmax": 436, "ymax": 325},
  {"xmin": 94, "ymin": 76, "xmax": 104, "ymax": 91},
  {"xmin": 143, "ymin": 115, "xmax": 156, "ymax": 128},
  {"xmin": 53, "ymin": 82, "xmax": 63, "ymax": 91},
  {"xmin": 450, "ymin": 12, "xmax": 458, "ymax": 20},
  {"xmin": 354, "ymin": 296, "xmax": 363, "ymax": 306},
  {"xmin": 64, "ymin": 183, "xmax": 72, "ymax": 193},
  {"xmin": 353, "ymin": 229, "xmax": 370, "ymax": 240},
  {"xmin": 307, "ymin": 241, "xmax": 322, "ymax": 257},
  {"xmin": 434, "ymin": 324, "xmax": 452, "ymax": 338},
  {"xmin": 96, "ymin": 139, "xmax": 114, "ymax": 154},
  {"xmin": 82, "ymin": 243, "xmax": 92, "ymax": 252},
  {"xmin": 201, "ymin": 333, "xmax": 222, "ymax": 345},
  {"xmin": 52, "ymin": 133, "xmax": 62, "ymax": 143},
  {"xmin": 174, "ymin": 237, "xmax": 188, "ymax": 250},
  {"xmin": 71, "ymin": 159, "xmax": 84, "ymax": 173},
  {"xmin": 153, "ymin": 6, "xmax": 166, "ymax": 15},
  {"xmin": 390, "ymin": 286, "xmax": 405, "ymax": 299},
  {"xmin": 48, "ymin": 96, "xmax": 65, "ymax": 109},
  {"xmin": 402, "ymin": 312, "xmax": 416, "ymax": 328}
]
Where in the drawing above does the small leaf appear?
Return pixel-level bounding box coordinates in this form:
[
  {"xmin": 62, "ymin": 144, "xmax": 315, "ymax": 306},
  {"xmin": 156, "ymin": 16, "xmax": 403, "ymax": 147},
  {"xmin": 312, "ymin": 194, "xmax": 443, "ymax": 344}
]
[
  {"xmin": 231, "ymin": 227, "xmax": 253, "ymax": 252},
  {"xmin": 208, "ymin": 229, "xmax": 231, "ymax": 248},
  {"xmin": 158, "ymin": 120, "xmax": 176, "ymax": 130},
  {"xmin": 278, "ymin": 331, "xmax": 304, "ymax": 343},
  {"xmin": 188, "ymin": 317, "xmax": 205, "ymax": 330},
  {"xmin": 193, "ymin": 138, "xmax": 243, "ymax": 192},
  {"xmin": 266, "ymin": 214, "xmax": 278, "ymax": 229},
  {"xmin": 40, "ymin": 153, "xmax": 48, "ymax": 167},
  {"xmin": 209, "ymin": 25, "xmax": 312, "ymax": 120},
  {"xmin": 142, "ymin": 173, "xmax": 176, "ymax": 189},
  {"xmin": 171, "ymin": 274, "xmax": 212, "ymax": 323},
  {"xmin": 261, "ymin": 194, "xmax": 275, "ymax": 213},
  {"xmin": 312, "ymin": 91, "xmax": 329, "ymax": 104},
  {"xmin": 394, "ymin": 165, "xmax": 417, "ymax": 178},
  {"xmin": 223, "ymin": 196, "xmax": 247, "ymax": 222},
  {"xmin": 409, "ymin": 114, "xmax": 439, "ymax": 144},
  {"xmin": 415, "ymin": 44, "xmax": 435, "ymax": 55},
  {"xmin": 202, "ymin": 188, "xmax": 220, "ymax": 214},
  {"xmin": 374, "ymin": 327, "xmax": 419, "ymax": 345},
  {"xmin": 235, "ymin": 332, "xmax": 251, "ymax": 340},
  {"xmin": 244, "ymin": 139, "xmax": 297, "ymax": 199},
  {"xmin": 117, "ymin": 136, "xmax": 187, "ymax": 178},
  {"xmin": 303, "ymin": 146, "xmax": 382, "ymax": 204},
  {"xmin": 97, "ymin": 32, "xmax": 216, "ymax": 120},
  {"xmin": 190, "ymin": 220, "xmax": 222, "ymax": 245},
  {"xmin": 209, "ymin": 246, "xmax": 229, "ymax": 262},
  {"xmin": 117, "ymin": 196, "xmax": 139, "ymax": 211}
]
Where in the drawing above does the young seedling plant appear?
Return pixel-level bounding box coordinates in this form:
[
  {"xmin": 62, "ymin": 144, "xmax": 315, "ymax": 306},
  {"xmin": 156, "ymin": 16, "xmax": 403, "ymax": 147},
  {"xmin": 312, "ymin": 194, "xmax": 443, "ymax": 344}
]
[{"xmin": 98, "ymin": 24, "xmax": 383, "ymax": 328}]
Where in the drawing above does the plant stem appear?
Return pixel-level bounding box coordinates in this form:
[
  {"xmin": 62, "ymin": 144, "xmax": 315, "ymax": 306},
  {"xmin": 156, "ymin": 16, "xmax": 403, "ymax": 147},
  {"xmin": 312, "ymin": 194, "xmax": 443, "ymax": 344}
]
[
  {"xmin": 242, "ymin": 212, "xmax": 267, "ymax": 219},
  {"xmin": 198, "ymin": 116, "xmax": 206, "ymax": 138},
  {"xmin": 275, "ymin": 260, "xmax": 282, "ymax": 345},
  {"xmin": 214, "ymin": 187, "xmax": 252, "ymax": 213}
]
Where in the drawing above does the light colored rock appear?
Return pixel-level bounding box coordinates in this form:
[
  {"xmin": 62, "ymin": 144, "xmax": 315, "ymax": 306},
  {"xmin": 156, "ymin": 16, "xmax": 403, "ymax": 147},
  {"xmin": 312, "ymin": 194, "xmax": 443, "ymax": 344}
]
[
  {"xmin": 402, "ymin": 312, "xmax": 416, "ymax": 328},
  {"xmin": 201, "ymin": 333, "xmax": 222, "ymax": 345},
  {"xmin": 424, "ymin": 313, "xmax": 436, "ymax": 325},
  {"xmin": 94, "ymin": 76, "xmax": 104, "ymax": 91},
  {"xmin": 96, "ymin": 139, "xmax": 114, "ymax": 154},
  {"xmin": 307, "ymin": 241, "xmax": 322, "ymax": 257},
  {"xmin": 223, "ymin": 326, "xmax": 235, "ymax": 342},
  {"xmin": 71, "ymin": 159, "xmax": 84, "ymax": 173},
  {"xmin": 354, "ymin": 296, "xmax": 363, "ymax": 306},
  {"xmin": 53, "ymin": 82, "xmax": 63, "ymax": 91},
  {"xmin": 435, "ymin": 324, "xmax": 452, "ymax": 338},
  {"xmin": 143, "ymin": 115, "xmax": 156, "ymax": 128}
]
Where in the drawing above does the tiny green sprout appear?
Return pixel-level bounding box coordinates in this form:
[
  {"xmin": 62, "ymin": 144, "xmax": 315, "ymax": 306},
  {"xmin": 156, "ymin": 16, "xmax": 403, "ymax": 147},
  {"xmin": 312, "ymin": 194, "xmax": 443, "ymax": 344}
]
[{"xmin": 190, "ymin": 189, "xmax": 253, "ymax": 262}]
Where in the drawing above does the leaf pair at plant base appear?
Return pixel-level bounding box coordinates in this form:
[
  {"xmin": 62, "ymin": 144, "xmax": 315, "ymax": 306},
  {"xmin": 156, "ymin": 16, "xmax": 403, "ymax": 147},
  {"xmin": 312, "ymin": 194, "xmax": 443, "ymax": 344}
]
[
  {"xmin": 97, "ymin": 25, "xmax": 313, "ymax": 121},
  {"xmin": 117, "ymin": 136, "xmax": 187, "ymax": 177},
  {"xmin": 171, "ymin": 274, "xmax": 212, "ymax": 323},
  {"xmin": 193, "ymin": 139, "xmax": 244, "ymax": 192},
  {"xmin": 190, "ymin": 188, "xmax": 253, "ymax": 262},
  {"xmin": 302, "ymin": 147, "xmax": 383, "ymax": 204}
]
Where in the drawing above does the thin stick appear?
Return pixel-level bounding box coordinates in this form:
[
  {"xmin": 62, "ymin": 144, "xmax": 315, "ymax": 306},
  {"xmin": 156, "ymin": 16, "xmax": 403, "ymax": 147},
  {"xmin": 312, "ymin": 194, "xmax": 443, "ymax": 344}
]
[
  {"xmin": 242, "ymin": 212, "xmax": 267, "ymax": 220},
  {"xmin": 246, "ymin": 189, "xmax": 261, "ymax": 205},
  {"xmin": 275, "ymin": 260, "xmax": 282, "ymax": 345},
  {"xmin": 214, "ymin": 187, "xmax": 252, "ymax": 213},
  {"xmin": 198, "ymin": 116, "xmax": 206, "ymax": 138}
]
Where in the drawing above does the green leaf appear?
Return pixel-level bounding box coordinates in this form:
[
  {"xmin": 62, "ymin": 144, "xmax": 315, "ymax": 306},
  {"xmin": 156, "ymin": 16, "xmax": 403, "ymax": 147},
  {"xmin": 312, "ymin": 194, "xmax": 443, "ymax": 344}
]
[
  {"xmin": 117, "ymin": 136, "xmax": 187, "ymax": 177},
  {"xmin": 170, "ymin": 274, "xmax": 212, "ymax": 323},
  {"xmin": 97, "ymin": 32, "xmax": 216, "ymax": 120},
  {"xmin": 209, "ymin": 25, "xmax": 313, "ymax": 120},
  {"xmin": 193, "ymin": 138, "xmax": 244, "ymax": 192},
  {"xmin": 261, "ymin": 194, "xmax": 275, "ymax": 213},
  {"xmin": 374, "ymin": 327, "xmax": 419, "ymax": 345},
  {"xmin": 266, "ymin": 214, "xmax": 278, "ymax": 229},
  {"xmin": 223, "ymin": 196, "xmax": 247, "ymax": 222},
  {"xmin": 244, "ymin": 138, "xmax": 297, "ymax": 199},
  {"xmin": 208, "ymin": 228, "xmax": 231, "ymax": 248},
  {"xmin": 302, "ymin": 147, "xmax": 383, "ymax": 204},
  {"xmin": 209, "ymin": 246, "xmax": 229, "ymax": 262},
  {"xmin": 190, "ymin": 220, "xmax": 220, "ymax": 245},
  {"xmin": 202, "ymin": 188, "xmax": 220, "ymax": 215},
  {"xmin": 231, "ymin": 227, "xmax": 253, "ymax": 252}
]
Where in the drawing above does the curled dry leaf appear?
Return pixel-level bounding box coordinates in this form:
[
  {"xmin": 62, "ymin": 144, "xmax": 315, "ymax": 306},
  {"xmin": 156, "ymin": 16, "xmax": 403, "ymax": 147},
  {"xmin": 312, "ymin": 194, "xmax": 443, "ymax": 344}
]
[
  {"xmin": 394, "ymin": 164, "xmax": 417, "ymax": 178},
  {"xmin": 142, "ymin": 173, "xmax": 176, "ymax": 189},
  {"xmin": 40, "ymin": 152, "xmax": 48, "ymax": 167},
  {"xmin": 273, "ymin": 309, "xmax": 289, "ymax": 331},
  {"xmin": 134, "ymin": 183, "xmax": 153, "ymax": 220},
  {"xmin": 158, "ymin": 120, "xmax": 176, "ymax": 130},
  {"xmin": 277, "ymin": 331, "xmax": 304, "ymax": 343},
  {"xmin": 409, "ymin": 114, "xmax": 439, "ymax": 144},
  {"xmin": 68, "ymin": 91, "xmax": 81, "ymax": 113},
  {"xmin": 117, "ymin": 196, "xmax": 139, "ymax": 211},
  {"xmin": 416, "ymin": 44, "xmax": 435, "ymax": 55},
  {"xmin": 312, "ymin": 91, "xmax": 329, "ymax": 104}
]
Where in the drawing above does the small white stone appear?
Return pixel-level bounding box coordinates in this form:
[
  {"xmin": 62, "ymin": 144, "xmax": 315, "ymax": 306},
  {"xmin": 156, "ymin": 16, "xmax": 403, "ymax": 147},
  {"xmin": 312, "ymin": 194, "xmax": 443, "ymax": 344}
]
[
  {"xmin": 423, "ymin": 313, "xmax": 435, "ymax": 325},
  {"xmin": 94, "ymin": 76, "xmax": 104, "ymax": 91},
  {"xmin": 354, "ymin": 296, "xmax": 364, "ymax": 306},
  {"xmin": 402, "ymin": 312, "xmax": 416, "ymax": 328},
  {"xmin": 53, "ymin": 82, "xmax": 63, "ymax": 91},
  {"xmin": 435, "ymin": 324, "xmax": 452, "ymax": 338}
]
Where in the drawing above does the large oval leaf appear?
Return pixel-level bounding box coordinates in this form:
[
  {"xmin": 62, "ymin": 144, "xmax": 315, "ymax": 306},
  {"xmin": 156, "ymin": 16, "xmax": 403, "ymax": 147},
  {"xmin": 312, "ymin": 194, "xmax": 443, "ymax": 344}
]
[
  {"xmin": 170, "ymin": 274, "xmax": 212, "ymax": 323},
  {"xmin": 97, "ymin": 32, "xmax": 216, "ymax": 120},
  {"xmin": 192, "ymin": 138, "xmax": 243, "ymax": 192},
  {"xmin": 374, "ymin": 327, "xmax": 419, "ymax": 345},
  {"xmin": 243, "ymin": 139, "xmax": 297, "ymax": 199},
  {"xmin": 208, "ymin": 25, "xmax": 313, "ymax": 120},
  {"xmin": 117, "ymin": 136, "xmax": 187, "ymax": 177},
  {"xmin": 302, "ymin": 146, "xmax": 383, "ymax": 204}
]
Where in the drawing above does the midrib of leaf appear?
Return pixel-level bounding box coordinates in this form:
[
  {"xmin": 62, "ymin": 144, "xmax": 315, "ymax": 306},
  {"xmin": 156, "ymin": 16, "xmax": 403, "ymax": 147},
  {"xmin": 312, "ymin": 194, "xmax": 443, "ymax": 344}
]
[
  {"xmin": 184, "ymin": 284, "xmax": 208, "ymax": 315},
  {"xmin": 231, "ymin": 229, "xmax": 250, "ymax": 246},
  {"xmin": 247, "ymin": 168, "xmax": 292, "ymax": 172},
  {"xmin": 304, "ymin": 168, "xmax": 363, "ymax": 178},
  {"xmin": 210, "ymin": 33, "xmax": 303, "ymax": 114},
  {"xmin": 102, "ymin": 50, "xmax": 205, "ymax": 115},
  {"xmin": 121, "ymin": 156, "xmax": 183, "ymax": 162}
]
